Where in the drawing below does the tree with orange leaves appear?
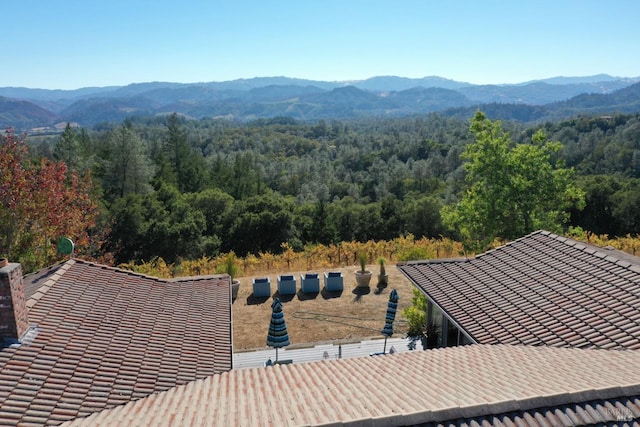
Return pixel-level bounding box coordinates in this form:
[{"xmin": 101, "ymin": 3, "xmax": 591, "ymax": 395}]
[{"xmin": 0, "ymin": 128, "xmax": 99, "ymax": 272}]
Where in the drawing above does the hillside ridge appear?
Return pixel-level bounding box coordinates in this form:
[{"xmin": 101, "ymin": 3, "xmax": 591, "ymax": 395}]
[{"xmin": 2, "ymin": 74, "xmax": 639, "ymax": 130}]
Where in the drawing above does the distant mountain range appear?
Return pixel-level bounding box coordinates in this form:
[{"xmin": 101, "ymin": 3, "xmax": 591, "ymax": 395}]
[{"xmin": 1, "ymin": 74, "xmax": 639, "ymax": 131}]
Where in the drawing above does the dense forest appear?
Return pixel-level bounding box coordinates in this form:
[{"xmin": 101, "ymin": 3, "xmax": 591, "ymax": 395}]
[{"xmin": 2, "ymin": 111, "xmax": 640, "ymax": 272}]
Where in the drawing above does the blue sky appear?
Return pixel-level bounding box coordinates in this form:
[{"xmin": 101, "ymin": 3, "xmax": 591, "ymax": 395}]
[{"xmin": 3, "ymin": 0, "xmax": 639, "ymax": 89}]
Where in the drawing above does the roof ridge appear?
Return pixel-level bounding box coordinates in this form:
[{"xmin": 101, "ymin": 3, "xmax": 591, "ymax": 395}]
[
  {"xmin": 26, "ymin": 259, "xmax": 75, "ymax": 309},
  {"xmin": 75, "ymin": 258, "xmax": 165, "ymax": 280},
  {"xmin": 544, "ymin": 231, "xmax": 640, "ymax": 270},
  {"xmin": 64, "ymin": 344, "xmax": 640, "ymax": 426},
  {"xmin": 475, "ymin": 229, "xmax": 548, "ymax": 259},
  {"xmin": 169, "ymin": 274, "xmax": 228, "ymax": 282},
  {"xmin": 71, "ymin": 258, "xmax": 226, "ymax": 283},
  {"xmin": 399, "ymin": 257, "xmax": 471, "ymax": 266},
  {"xmin": 460, "ymin": 383, "xmax": 640, "ymax": 423},
  {"xmin": 478, "ymin": 230, "xmax": 640, "ymax": 270}
]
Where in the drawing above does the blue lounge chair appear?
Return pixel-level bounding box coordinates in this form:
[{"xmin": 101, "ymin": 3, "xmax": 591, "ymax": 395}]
[
  {"xmin": 277, "ymin": 274, "xmax": 297, "ymax": 295},
  {"xmin": 252, "ymin": 277, "xmax": 271, "ymax": 297},
  {"xmin": 324, "ymin": 271, "xmax": 344, "ymax": 292},
  {"xmin": 300, "ymin": 273, "xmax": 320, "ymax": 293}
]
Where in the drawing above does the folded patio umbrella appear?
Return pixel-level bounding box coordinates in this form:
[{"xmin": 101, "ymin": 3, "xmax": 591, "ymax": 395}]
[
  {"xmin": 381, "ymin": 289, "xmax": 399, "ymax": 354},
  {"xmin": 267, "ymin": 297, "xmax": 290, "ymax": 362}
]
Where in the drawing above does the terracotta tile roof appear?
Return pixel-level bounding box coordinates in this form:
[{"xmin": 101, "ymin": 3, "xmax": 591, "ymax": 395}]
[
  {"xmin": 397, "ymin": 230, "xmax": 640, "ymax": 350},
  {"xmin": 0, "ymin": 259, "xmax": 233, "ymax": 426},
  {"xmin": 64, "ymin": 344, "xmax": 640, "ymax": 426}
]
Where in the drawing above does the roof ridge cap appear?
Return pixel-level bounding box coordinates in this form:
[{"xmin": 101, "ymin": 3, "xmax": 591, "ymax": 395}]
[
  {"xmin": 438, "ymin": 384, "xmax": 640, "ymax": 424},
  {"xmin": 401, "ymin": 257, "xmax": 473, "ymax": 265},
  {"xmin": 478, "ymin": 230, "xmax": 549, "ymax": 256},
  {"xmin": 74, "ymin": 259, "xmax": 227, "ymax": 283},
  {"xmin": 551, "ymin": 233, "xmax": 640, "ymax": 269},
  {"xmin": 70, "ymin": 259, "xmax": 175, "ymax": 281},
  {"xmin": 26, "ymin": 259, "xmax": 76, "ymax": 309},
  {"xmin": 169, "ymin": 274, "xmax": 227, "ymax": 282}
]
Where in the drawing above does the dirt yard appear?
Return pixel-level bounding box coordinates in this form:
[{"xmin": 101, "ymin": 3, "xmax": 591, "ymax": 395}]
[{"xmin": 232, "ymin": 263, "xmax": 416, "ymax": 351}]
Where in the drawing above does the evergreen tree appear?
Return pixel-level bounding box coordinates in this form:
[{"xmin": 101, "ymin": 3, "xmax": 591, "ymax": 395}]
[
  {"xmin": 103, "ymin": 121, "xmax": 154, "ymax": 199},
  {"xmin": 164, "ymin": 113, "xmax": 207, "ymax": 193},
  {"xmin": 309, "ymin": 199, "xmax": 336, "ymax": 245},
  {"xmin": 53, "ymin": 123, "xmax": 81, "ymax": 172}
]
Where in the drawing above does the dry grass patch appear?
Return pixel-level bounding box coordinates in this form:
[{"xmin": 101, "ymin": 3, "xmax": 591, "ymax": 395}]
[{"xmin": 232, "ymin": 263, "xmax": 415, "ymax": 351}]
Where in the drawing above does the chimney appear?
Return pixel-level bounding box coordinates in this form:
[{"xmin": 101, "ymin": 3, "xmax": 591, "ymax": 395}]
[{"xmin": 0, "ymin": 261, "xmax": 29, "ymax": 341}]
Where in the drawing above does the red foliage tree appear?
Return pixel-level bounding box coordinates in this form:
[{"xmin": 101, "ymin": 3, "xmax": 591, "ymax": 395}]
[{"xmin": 0, "ymin": 128, "xmax": 100, "ymax": 272}]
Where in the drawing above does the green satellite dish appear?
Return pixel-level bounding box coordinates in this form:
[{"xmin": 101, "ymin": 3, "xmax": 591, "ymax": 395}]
[{"xmin": 57, "ymin": 237, "xmax": 74, "ymax": 256}]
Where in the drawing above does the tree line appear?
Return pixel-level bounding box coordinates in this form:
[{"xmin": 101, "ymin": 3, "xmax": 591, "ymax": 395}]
[{"xmin": 4, "ymin": 110, "xmax": 640, "ymax": 271}]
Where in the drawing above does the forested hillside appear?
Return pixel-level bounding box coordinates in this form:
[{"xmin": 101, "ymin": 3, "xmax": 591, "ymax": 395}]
[{"xmin": 4, "ymin": 111, "xmax": 640, "ymax": 271}]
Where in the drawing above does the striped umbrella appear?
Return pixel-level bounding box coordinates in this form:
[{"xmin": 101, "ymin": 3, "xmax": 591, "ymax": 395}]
[
  {"xmin": 381, "ymin": 289, "xmax": 399, "ymax": 354},
  {"xmin": 267, "ymin": 297, "xmax": 290, "ymax": 362}
]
